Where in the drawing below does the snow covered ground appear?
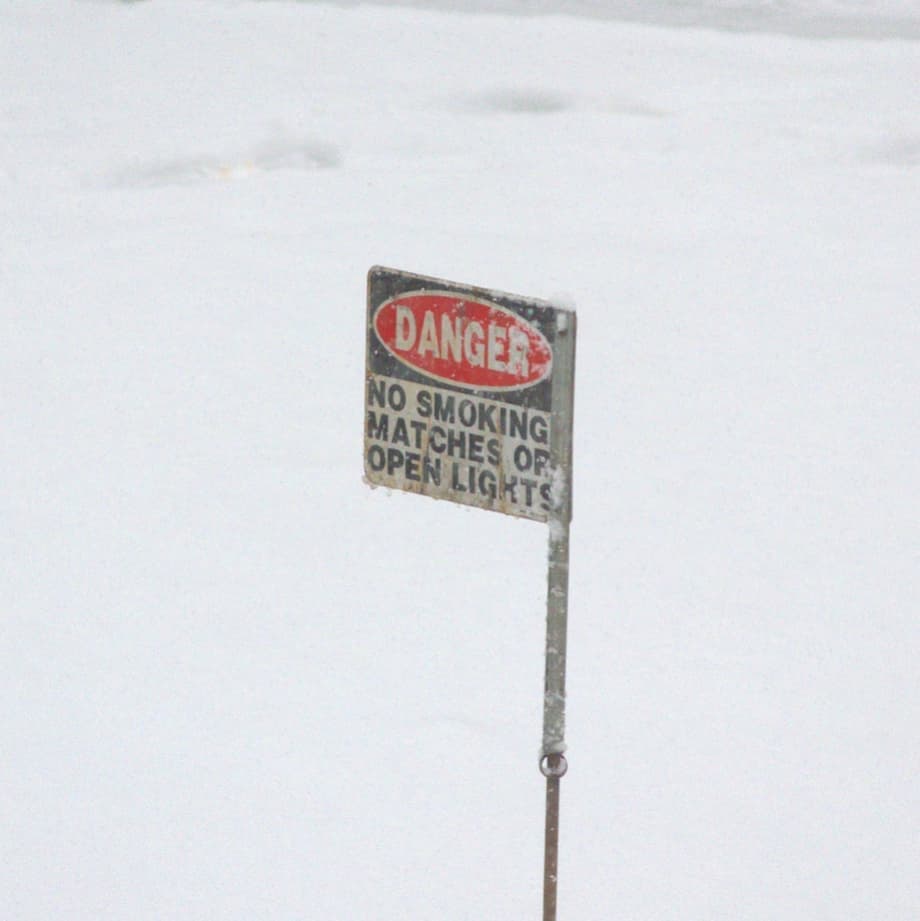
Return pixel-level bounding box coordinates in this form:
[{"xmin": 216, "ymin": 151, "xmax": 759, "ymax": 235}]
[
  {"xmin": 335, "ymin": 0, "xmax": 920, "ymax": 38},
  {"xmin": 2, "ymin": 2, "xmax": 918, "ymax": 919}
]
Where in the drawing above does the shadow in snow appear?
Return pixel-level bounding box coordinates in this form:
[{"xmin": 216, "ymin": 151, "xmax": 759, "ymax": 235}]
[
  {"xmin": 461, "ymin": 88, "xmax": 574, "ymax": 114},
  {"xmin": 297, "ymin": 0, "xmax": 920, "ymax": 41},
  {"xmin": 110, "ymin": 138, "xmax": 342, "ymax": 189},
  {"xmin": 868, "ymin": 136, "xmax": 920, "ymax": 168},
  {"xmin": 448, "ymin": 88, "xmax": 668, "ymax": 119},
  {"xmin": 450, "ymin": 89, "xmax": 574, "ymax": 115}
]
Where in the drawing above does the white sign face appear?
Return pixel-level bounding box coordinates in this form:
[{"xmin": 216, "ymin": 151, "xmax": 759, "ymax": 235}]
[{"xmin": 364, "ymin": 266, "xmax": 575, "ymax": 522}]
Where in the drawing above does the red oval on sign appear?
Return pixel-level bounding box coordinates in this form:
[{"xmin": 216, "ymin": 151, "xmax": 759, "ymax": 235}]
[{"xmin": 374, "ymin": 291, "xmax": 552, "ymax": 390}]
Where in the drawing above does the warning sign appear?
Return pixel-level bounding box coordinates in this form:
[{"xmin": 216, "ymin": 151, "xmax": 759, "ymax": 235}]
[{"xmin": 365, "ymin": 267, "xmax": 576, "ymax": 522}]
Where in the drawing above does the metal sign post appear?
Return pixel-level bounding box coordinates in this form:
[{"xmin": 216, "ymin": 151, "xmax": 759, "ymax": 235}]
[
  {"xmin": 364, "ymin": 267, "xmax": 576, "ymax": 918},
  {"xmin": 541, "ymin": 311, "xmax": 575, "ymax": 921}
]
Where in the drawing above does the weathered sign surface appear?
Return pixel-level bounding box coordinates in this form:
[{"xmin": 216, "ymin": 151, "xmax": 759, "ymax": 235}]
[{"xmin": 365, "ymin": 266, "xmax": 575, "ymax": 522}]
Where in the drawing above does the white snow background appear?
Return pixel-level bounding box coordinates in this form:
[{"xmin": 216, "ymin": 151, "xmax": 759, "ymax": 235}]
[{"xmin": 2, "ymin": 1, "xmax": 918, "ymax": 919}]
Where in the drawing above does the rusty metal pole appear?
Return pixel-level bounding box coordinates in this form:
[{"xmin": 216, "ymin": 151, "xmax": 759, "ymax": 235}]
[{"xmin": 541, "ymin": 309, "xmax": 576, "ymax": 921}]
